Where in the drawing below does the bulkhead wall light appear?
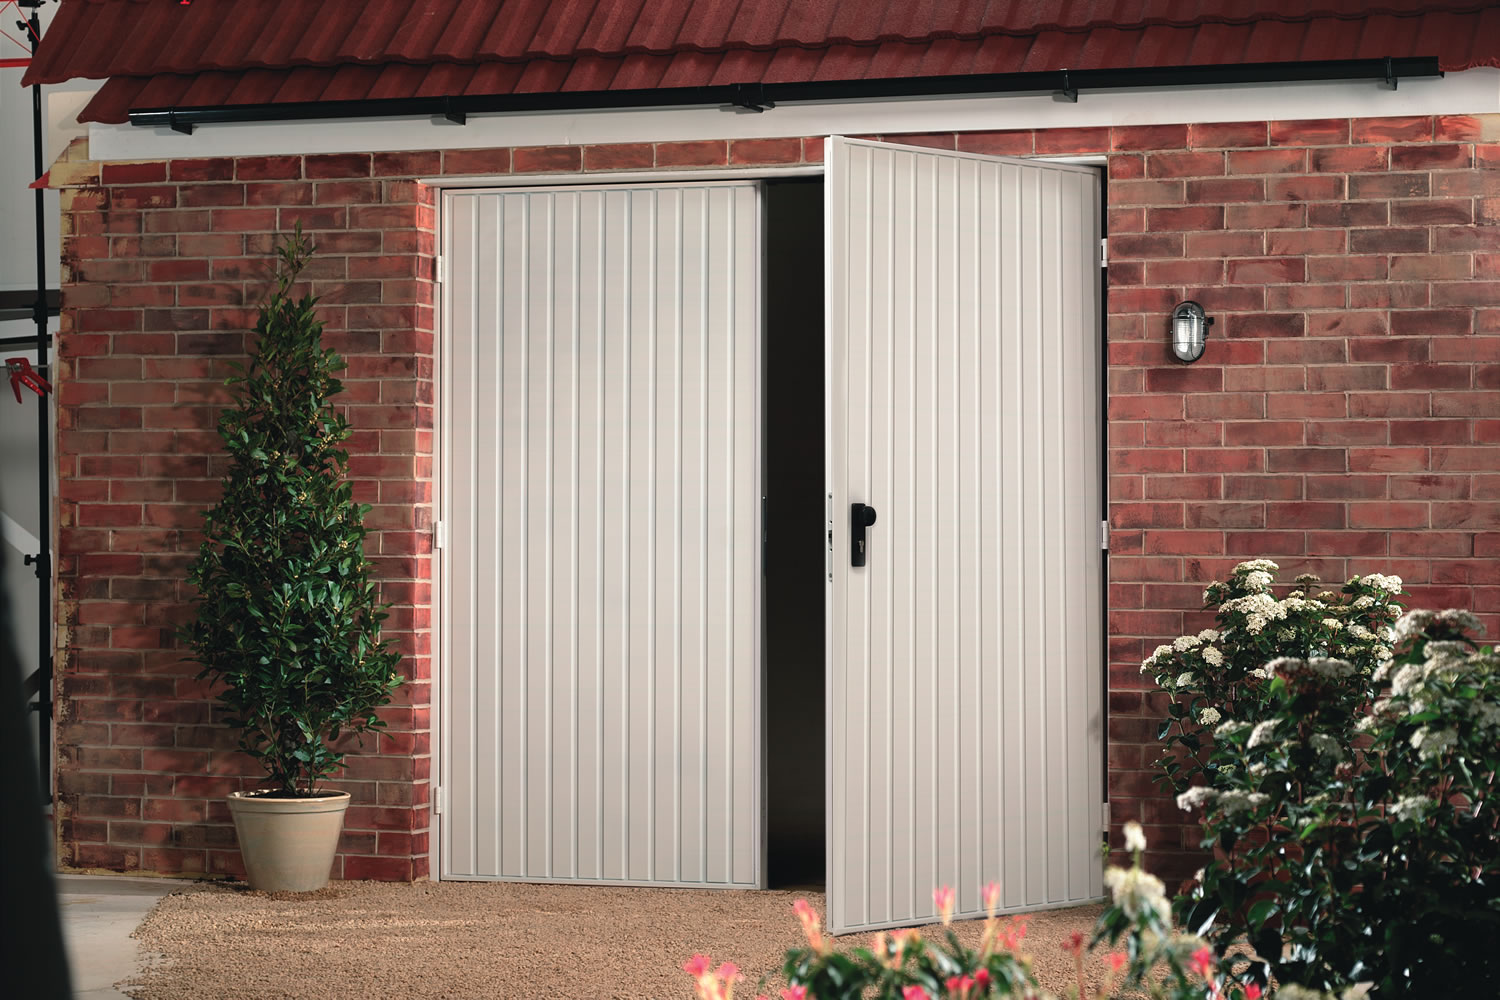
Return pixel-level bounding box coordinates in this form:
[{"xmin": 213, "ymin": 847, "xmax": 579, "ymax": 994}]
[{"xmin": 1170, "ymin": 301, "xmax": 1214, "ymax": 363}]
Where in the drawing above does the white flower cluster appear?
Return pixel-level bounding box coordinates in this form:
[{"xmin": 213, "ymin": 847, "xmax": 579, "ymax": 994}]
[
  {"xmin": 1267, "ymin": 656, "xmax": 1357, "ymax": 681},
  {"xmin": 1175, "ymin": 671, "xmax": 1195, "ymax": 689},
  {"xmin": 1353, "ymin": 595, "xmax": 1375, "ymax": 609},
  {"xmin": 1221, "ymin": 592, "xmax": 1289, "ymax": 635},
  {"xmin": 1390, "ymin": 795, "xmax": 1431, "ymax": 823},
  {"xmin": 1173, "ymin": 634, "xmax": 1201, "ymax": 652},
  {"xmin": 1247, "ymin": 719, "xmax": 1279, "ymax": 748},
  {"xmin": 1214, "ymin": 719, "xmax": 1249, "ymax": 739},
  {"xmin": 1235, "ymin": 559, "xmax": 1279, "ymax": 575},
  {"xmin": 1198, "ymin": 707, "xmax": 1221, "ymax": 726},
  {"xmin": 1140, "ymin": 643, "xmax": 1174, "ymax": 673},
  {"xmin": 1394, "ymin": 609, "xmax": 1435, "ymax": 643},
  {"xmin": 1243, "ymin": 569, "xmax": 1273, "ymax": 592},
  {"xmin": 1354, "ymin": 573, "xmax": 1403, "ymax": 594},
  {"xmin": 1103, "ymin": 865, "xmax": 1172, "ymax": 925},
  {"xmin": 1321, "ymin": 618, "xmax": 1342, "ymax": 631},
  {"xmin": 1346, "ymin": 624, "xmax": 1376, "ymax": 641},
  {"xmin": 1123, "ymin": 820, "xmax": 1147, "ymax": 853},
  {"xmin": 1216, "ymin": 790, "xmax": 1270, "ymax": 816},
  {"xmin": 1176, "ymin": 786, "xmax": 1218, "ymax": 812},
  {"xmin": 1309, "ymin": 732, "xmax": 1341, "ymax": 761},
  {"xmin": 1410, "ymin": 726, "xmax": 1458, "ymax": 761},
  {"xmin": 1201, "ymin": 646, "xmax": 1224, "ymax": 666},
  {"xmin": 1197, "ymin": 628, "xmax": 1220, "ymax": 642}
]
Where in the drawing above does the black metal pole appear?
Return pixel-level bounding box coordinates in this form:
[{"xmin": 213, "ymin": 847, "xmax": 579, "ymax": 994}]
[{"xmin": 23, "ymin": 2, "xmax": 53, "ymax": 803}]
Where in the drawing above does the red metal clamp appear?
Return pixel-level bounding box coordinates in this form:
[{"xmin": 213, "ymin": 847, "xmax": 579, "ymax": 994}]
[{"xmin": 6, "ymin": 356, "xmax": 50, "ymax": 403}]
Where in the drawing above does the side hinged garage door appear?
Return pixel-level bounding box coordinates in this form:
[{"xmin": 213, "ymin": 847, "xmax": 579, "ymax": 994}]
[
  {"xmin": 442, "ymin": 183, "xmax": 763, "ymax": 887},
  {"xmin": 826, "ymin": 137, "xmax": 1104, "ymax": 933}
]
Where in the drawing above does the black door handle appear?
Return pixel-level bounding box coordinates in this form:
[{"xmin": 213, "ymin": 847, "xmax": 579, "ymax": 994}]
[{"xmin": 851, "ymin": 502, "xmax": 877, "ymax": 567}]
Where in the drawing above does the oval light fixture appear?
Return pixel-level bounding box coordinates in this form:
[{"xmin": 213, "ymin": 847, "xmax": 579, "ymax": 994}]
[{"xmin": 1170, "ymin": 301, "xmax": 1214, "ymax": 363}]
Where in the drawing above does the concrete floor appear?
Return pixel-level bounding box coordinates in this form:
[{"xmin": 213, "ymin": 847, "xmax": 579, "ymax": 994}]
[{"xmin": 57, "ymin": 874, "xmax": 174, "ymax": 999}]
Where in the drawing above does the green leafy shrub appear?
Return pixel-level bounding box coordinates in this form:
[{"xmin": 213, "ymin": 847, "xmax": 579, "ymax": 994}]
[
  {"xmin": 1152, "ymin": 562, "xmax": 1499, "ymax": 996},
  {"xmin": 180, "ymin": 227, "xmax": 402, "ymax": 796}
]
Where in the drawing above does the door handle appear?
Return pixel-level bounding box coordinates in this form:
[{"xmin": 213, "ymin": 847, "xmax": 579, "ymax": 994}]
[{"xmin": 850, "ymin": 502, "xmax": 877, "ymax": 567}]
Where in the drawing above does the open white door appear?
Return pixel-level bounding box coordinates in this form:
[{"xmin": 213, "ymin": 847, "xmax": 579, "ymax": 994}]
[
  {"xmin": 825, "ymin": 137, "xmax": 1104, "ymax": 933},
  {"xmin": 442, "ymin": 183, "xmax": 762, "ymax": 887}
]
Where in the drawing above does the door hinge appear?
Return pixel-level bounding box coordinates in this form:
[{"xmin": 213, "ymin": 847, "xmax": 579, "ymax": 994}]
[
  {"xmin": 433, "ymin": 785, "xmax": 445, "ymax": 815},
  {"xmin": 1099, "ymin": 237, "xmax": 1108, "ymax": 268},
  {"xmin": 1102, "ymin": 801, "xmax": 1110, "ymax": 837},
  {"xmin": 1100, "ymin": 520, "xmax": 1110, "ymax": 550},
  {"xmin": 433, "ymin": 520, "xmax": 447, "ymax": 550},
  {"xmin": 435, "ymin": 255, "xmax": 447, "ymax": 284}
]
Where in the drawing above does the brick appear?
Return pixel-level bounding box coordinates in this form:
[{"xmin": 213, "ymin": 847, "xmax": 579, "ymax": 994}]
[
  {"xmin": 511, "ymin": 145, "xmax": 582, "ymax": 172},
  {"xmin": 1226, "ymin": 148, "xmax": 1306, "ymax": 174},
  {"xmin": 1189, "ymin": 121, "xmax": 1268, "ymax": 148},
  {"xmin": 1184, "ymin": 177, "xmax": 1264, "ymax": 202},
  {"xmin": 1145, "ymin": 151, "xmax": 1223, "ymax": 178},
  {"xmin": 178, "ymin": 185, "xmax": 246, "ymax": 208},
  {"xmin": 1432, "ymin": 281, "xmax": 1500, "ymax": 307},
  {"xmin": 236, "ymin": 156, "xmax": 301, "ymax": 180},
  {"xmin": 1311, "ymin": 148, "xmax": 1394, "ymax": 178},
  {"xmin": 1267, "ymin": 175, "xmax": 1344, "ymax": 202},
  {"xmin": 1270, "ymin": 119, "xmax": 1350, "ymax": 145},
  {"xmin": 1112, "ymin": 124, "xmax": 1187, "ymax": 151},
  {"xmin": 1349, "ymin": 447, "xmax": 1430, "ymax": 472},
  {"xmin": 1146, "ymin": 206, "xmax": 1224, "ymax": 231},
  {"xmin": 957, "ymin": 131, "xmax": 1035, "ymax": 156},
  {"xmin": 1349, "ymin": 338, "xmax": 1429, "ymax": 363},
  {"xmin": 729, "ymin": 137, "xmax": 801, "ymax": 165},
  {"xmin": 101, "ymin": 162, "xmax": 167, "ymax": 184},
  {"xmin": 1351, "ymin": 116, "xmax": 1433, "ymax": 144},
  {"xmin": 1225, "ymin": 203, "xmax": 1305, "ymax": 229},
  {"xmin": 1143, "ymin": 258, "xmax": 1223, "ymax": 284},
  {"xmin": 1306, "ymin": 474, "xmax": 1387, "ymax": 499},
  {"xmin": 1351, "ymin": 282, "xmax": 1428, "ymax": 309},
  {"xmin": 1390, "ymin": 364, "xmax": 1472, "ymax": 390},
  {"xmin": 1227, "ymin": 257, "xmax": 1304, "ymax": 283},
  {"xmin": 110, "ymin": 186, "xmax": 176, "ymax": 209},
  {"xmin": 1184, "ymin": 231, "xmax": 1264, "ymax": 256},
  {"xmin": 1226, "ymin": 313, "xmax": 1304, "ymax": 338},
  {"xmin": 655, "ymin": 141, "xmax": 727, "ymax": 167},
  {"xmin": 373, "ymin": 150, "xmax": 441, "ymax": 176},
  {"xmin": 1391, "ymin": 199, "xmax": 1473, "ymax": 226},
  {"xmin": 1391, "ymin": 144, "xmax": 1472, "ymax": 170},
  {"xmin": 1307, "ymin": 201, "xmax": 1387, "ymax": 227},
  {"xmin": 1350, "ymin": 228, "xmax": 1428, "ymax": 254},
  {"xmin": 306, "ymin": 153, "xmax": 372, "ymax": 178},
  {"xmin": 1034, "ymin": 127, "xmax": 1110, "ymax": 153}
]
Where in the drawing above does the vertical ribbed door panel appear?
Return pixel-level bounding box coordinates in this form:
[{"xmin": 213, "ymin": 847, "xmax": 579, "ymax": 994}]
[
  {"xmin": 825, "ymin": 137, "xmax": 1104, "ymax": 933},
  {"xmin": 442, "ymin": 183, "xmax": 762, "ymax": 887}
]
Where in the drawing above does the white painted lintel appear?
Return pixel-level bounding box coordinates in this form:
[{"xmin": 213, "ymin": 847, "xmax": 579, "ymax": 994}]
[{"xmin": 86, "ymin": 69, "xmax": 1500, "ymax": 163}]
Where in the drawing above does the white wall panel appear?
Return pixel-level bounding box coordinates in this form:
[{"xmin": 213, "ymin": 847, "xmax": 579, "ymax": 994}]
[
  {"xmin": 826, "ymin": 137, "xmax": 1103, "ymax": 934},
  {"xmin": 443, "ymin": 182, "xmax": 762, "ymax": 887}
]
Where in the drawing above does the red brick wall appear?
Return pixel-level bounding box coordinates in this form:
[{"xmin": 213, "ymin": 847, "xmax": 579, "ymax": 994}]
[{"xmin": 51, "ymin": 117, "xmax": 1498, "ymax": 885}]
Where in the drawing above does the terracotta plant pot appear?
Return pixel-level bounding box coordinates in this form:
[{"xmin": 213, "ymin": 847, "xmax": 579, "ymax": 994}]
[{"xmin": 226, "ymin": 790, "xmax": 350, "ymax": 892}]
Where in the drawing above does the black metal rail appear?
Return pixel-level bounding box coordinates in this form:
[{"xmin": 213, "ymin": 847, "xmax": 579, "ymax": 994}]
[{"xmin": 127, "ymin": 58, "xmax": 1442, "ymax": 133}]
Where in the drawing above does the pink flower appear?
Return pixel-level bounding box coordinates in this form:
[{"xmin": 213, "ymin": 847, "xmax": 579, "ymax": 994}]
[
  {"xmin": 1062, "ymin": 931, "xmax": 1085, "ymax": 955},
  {"xmin": 981, "ymin": 881, "xmax": 1001, "ymax": 917},
  {"xmin": 1243, "ymin": 986, "xmax": 1263, "ymax": 1000},
  {"xmin": 934, "ymin": 885, "xmax": 956, "ymax": 925},
  {"xmin": 973, "ymin": 968, "xmax": 991, "ymax": 990},
  {"xmin": 792, "ymin": 899, "xmax": 826, "ymax": 952},
  {"xmin": 1190, "ymin": 946, "xmax": 1216, "ymax": 979},
  {"xmin": 903, "ymin": 987, "xmax": 932, "ymax": 1000},
  {"xmin": 945, "ymin": 974, "xmax": 975, "ymax": 998},
  {"xmin": 1108, "ymin": 952, "xmax": 1127, "ymax": 973},
  {"xmin": 779, "ymin": 988, "xmax": 808, "ymax": 1000},
  {"xmin": 684, "ymin": 954, "xmax": 713, "ymax": 978},
  {"xmin": 717, "ymin": 961, "xmax": 741, "ymax": 983}
]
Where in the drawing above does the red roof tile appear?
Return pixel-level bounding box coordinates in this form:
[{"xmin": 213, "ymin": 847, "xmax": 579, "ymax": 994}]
[{"xmin": 23, "ymin": 0, "xmax": 1500, "ymax": 123}]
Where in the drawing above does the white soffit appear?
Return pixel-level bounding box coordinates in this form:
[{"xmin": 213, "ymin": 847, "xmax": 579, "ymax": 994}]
[{"xmin": 87, "ymin": 68, "xmax": 1499, "ymax": 163}]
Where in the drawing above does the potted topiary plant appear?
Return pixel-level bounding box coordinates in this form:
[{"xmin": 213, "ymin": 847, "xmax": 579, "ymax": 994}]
[{"xmin": 181, "ymin": 226, "xmax": 402, "ymax": 892}]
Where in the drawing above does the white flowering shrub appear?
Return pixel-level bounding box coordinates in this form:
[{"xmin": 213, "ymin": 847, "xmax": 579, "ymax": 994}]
[
  {"xmin": 1141, "ymin": 561, "xmax": 1402, "ymax": 801},
  {"xmin": 1175, "ymin": 603, "xmax": 1500, "ymax": 997}
]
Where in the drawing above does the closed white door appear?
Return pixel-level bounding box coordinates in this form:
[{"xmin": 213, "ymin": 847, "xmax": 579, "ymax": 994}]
[
  {"xmin": 441, "ymin": 183, "xmax": 762, "ymax": 887},
  {"xmin": 825, "ymin": 137, "xmax": 1104, "ymax": 934}
]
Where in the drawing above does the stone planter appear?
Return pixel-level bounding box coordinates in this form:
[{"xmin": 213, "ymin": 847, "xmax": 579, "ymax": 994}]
[{"xmin": 226, "ymin": 790, "xmax": 350, "ymax": 892}]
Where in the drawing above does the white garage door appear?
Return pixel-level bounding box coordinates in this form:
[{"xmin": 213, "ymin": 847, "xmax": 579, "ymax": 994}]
[
  {"xmin": 825, "ymin": 137, "xmax": 1104, "ymax": 933},
  {"xmin": 441, "ymin": 183, "xmax": 763, "ymax": 886}
]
